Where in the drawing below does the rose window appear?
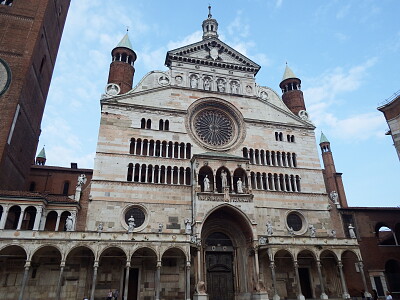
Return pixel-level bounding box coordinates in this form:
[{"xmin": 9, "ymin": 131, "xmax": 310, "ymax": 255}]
[{"xmin": 194, "ymin": 110, "xmax": 233, "ymax": 146}]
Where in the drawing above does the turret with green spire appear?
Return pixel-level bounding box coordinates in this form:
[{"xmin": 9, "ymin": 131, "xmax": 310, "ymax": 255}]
[
  {"xmin": 279, "ymin": 63, "xmax": 306, "ymax": 117},
  {"xmin": 107, "ymin": 30, "xmax": 137, "ymax": 94},
  {"xmin": 35, "ymin": 146, "xmax": 46, "ymax": 165}
]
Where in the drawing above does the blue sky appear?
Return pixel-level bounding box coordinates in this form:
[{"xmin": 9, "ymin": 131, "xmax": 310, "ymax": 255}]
[{"xmin": 39, "ymin": 0, "xmax": 400, "ymax": 207}]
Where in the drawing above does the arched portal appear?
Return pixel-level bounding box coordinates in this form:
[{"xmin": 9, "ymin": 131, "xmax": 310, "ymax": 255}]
[
  {"xmin": 200, "ymin": 205, "xmax": 254, "ymax": 300},
  {"xmin": 385, "ymin": 259, "xmax": 400, "ymax": 293}
]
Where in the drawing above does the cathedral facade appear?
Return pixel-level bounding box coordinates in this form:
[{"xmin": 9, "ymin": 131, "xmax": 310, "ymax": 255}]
[{"xmin": 0, "ymin": 8, "xmax": 376, "ymax": 300}]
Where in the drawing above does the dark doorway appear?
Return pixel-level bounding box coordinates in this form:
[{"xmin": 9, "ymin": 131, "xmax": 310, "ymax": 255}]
[
  {"xmin": 124, "ymin": 268, "xmax": 139, "ymax": 300},
  {"xmin": 206, "ymin": 252, "xmax": 234, "ymax": 300},
  {"xmin": 299, "ymin": 268, "xmax": 312, "ymax": 299}
]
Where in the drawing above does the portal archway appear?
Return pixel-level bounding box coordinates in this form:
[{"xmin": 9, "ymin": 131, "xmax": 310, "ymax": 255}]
[{"xmin": 200, "ymin": 205, "xmax": 254, "ymax": 300}]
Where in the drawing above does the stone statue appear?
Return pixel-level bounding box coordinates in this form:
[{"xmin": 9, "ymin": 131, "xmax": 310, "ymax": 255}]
[
  {"xmin": 259, "ymin": 236, "xmax": 267, "ymax": 245},
  {"xmin": 196, "ymin": 281, "xmax": 207, "ymax": 295},
  {"xmin": 77, "ymin": 174, "xmax": 87, "ymax": 187},
  {"xmin": 237, "ymin": 178, "xmax": 243, "ymax": 193},
  {"xmin": 65, "ymin": 215, "xmax": 74, "ymax": 231},
  {"xmin": 158, "ymin": 223, "xmax": 163, "ymax": 233},
  {"xmin": 185, "ymin": 218, "xmax": 191, "ymax": 234},
  {"xmin": 231, "ymin": 81, "xmax": 239, "ymax": 94},
  {"xmin": 128, "ymin": 215, "xmax": 135, "ymax": 233},
  {"xmin": 190, "ymin": 75, "xmax": 198, "ymax": 88},
  {"xmin": 97, "ymin": 222, "xmax": 103, "ymax": 233},
  {"xmin": 203, "ymin": 77, "xmax": 211, "ymax": 90},
  {"xmin": 288, "ymin": 227, "xmax": 295, "ymax": 236},
  {"xmin": 221, "ymin": 170, "xmax": 228, "ymax": 189},
  {"xmin": 203, "ymin": 175, "xmax": 210, "ymax": 192},
  {"xmin": 329, "ymin": 190, "xmax": 339, "ymax": 204},
  {"xmin": 348, "ymin": 224, "xmax": 356, "ymax": 239},
  {"xmin": 255, "ymin": 279, "xmax": 266, "ymax": 292},
  {"xmin": 217, "ymin": 79, "xmax": 225, "ymax": 92},
  {"xmin": 309, "ymin": 224, "xmax": 316, "ymax": 238},
  {"xmin": 266, "ymin": 221, "xmax": 273, "ymax": 236},
  {"xmin": 331, "ymin": 229, "xmax": 337, "ymax": 238}
]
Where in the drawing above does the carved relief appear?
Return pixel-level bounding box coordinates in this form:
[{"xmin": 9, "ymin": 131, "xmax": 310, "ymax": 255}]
[{"xmin": 216, "ymin": 78, "xmax": 226, "ymax": 92}]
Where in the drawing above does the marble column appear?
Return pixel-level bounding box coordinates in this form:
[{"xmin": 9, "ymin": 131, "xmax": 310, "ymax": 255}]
[
  {"xmin": 33, "ymin": 206, "xmax": 43, "ymax": 230},
  {"xmin": 316, "ymin": 260, "xmax": 328, "ymax": 299},
  {"xmin": 155, "ymin": 260, "xmax": 161, "ymax": 300},
  {"xmin": 186, "ymin": 261, "xmax": 191, "ymax": 300},
  {"xmin": 337, "ymin": 261, "xmax": 350, "ymax": 299},
  {"xmin": 55, "ymin": 213, "xmax": 61, "ymax": 231},
  {"xmin": 90, "ymin": 261, "xmax": 99, "ymax": 300},
  {"xmin": 16, "ymin": 206, "xmax": 25, "ymax": 230},
  {"xmin": 294, "ymin": 261, "xmax": 305, "ymax": 300},
  {"xmin": 0, "ymin": 204, "xmax": 9, "ymax": 229},
  {"xmin": 56, "ymin": 261, "xmax": 66, "ymax": 300},
  {"xmin": 18, "ymin": 261, "xmax": 30, "ymax": 300},
  {"xmin": 270, "ymin": 261, "xmax": 280, "ymax": 300},
  {"xmin": 358, "ymin": 262, "xmax": 371, "ymax": 298},
  {"xmin": 124, "ymin": 262, "xmax": 130, "ymax": 300}
]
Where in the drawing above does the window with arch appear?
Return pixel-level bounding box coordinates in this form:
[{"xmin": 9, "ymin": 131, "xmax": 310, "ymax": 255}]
[
  {"xmin": 375, "ymin": 223, "xmax": 397, "ymax": 245},
  {"xmin": 62, "ymin": 181, "xmax": 70, "ymax": 195}
]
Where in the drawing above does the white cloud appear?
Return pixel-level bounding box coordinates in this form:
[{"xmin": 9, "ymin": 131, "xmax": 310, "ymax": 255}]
[
  {"xmin": 227, "ymin": 11, "xmax": 250, "ymax": 38},
  {"xmin": 335, "ymin": 32, "xmax": 349, "ymax": 42},
  {"xmin": 276, "ymin": 0, "xmax": 283, "ymax": 8},
  {"xmin": 336, "ymin": 4, "xmax": 351, "ymax": 19},
  {"xmin": 167, "ymin": 31, "xmax": 203, "ymax": 50}
]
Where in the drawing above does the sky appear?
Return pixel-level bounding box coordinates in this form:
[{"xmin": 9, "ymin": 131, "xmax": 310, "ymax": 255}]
[{"xmin": 39, "ymin": 0, "xmax": 400, "ymax": 207}]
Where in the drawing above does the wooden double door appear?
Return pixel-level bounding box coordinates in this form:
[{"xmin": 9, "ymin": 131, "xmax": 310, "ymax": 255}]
[{"xmin": 206, "ymin": 252, "xmax": 235, "ymax": 300}]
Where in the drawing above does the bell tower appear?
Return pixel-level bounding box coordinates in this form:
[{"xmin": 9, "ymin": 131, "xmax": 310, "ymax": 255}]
[
  {"xmin": 107, "ymin": 32, "xmax": 137, "ymax": 94},
  {"xmin": 279, "ymin": 63, "xmax": 306, "ymax": 116},
  {"xmin": 319, "ymin": 132, "xmax": 348, "ymax": 207},
  {"xmin": 202, "ymin": 6, "xmax": 219, "ymax": 40}
]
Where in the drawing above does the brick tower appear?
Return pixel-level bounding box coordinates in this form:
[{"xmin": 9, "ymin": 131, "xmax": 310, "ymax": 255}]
[
  {"xmin": 320, "ymin": 132, "xmax": 348, "ymax": 207},
  {"xmin": 279, "ymin": 63, "xmax": 306, "ymax": 116},
  {"xmin": 107, "ymin": 32, "xmax": 136, "ymax": 94},
  {"xmin": 0, "ymin": 0, "xmax": 71, "ymax": 190}
]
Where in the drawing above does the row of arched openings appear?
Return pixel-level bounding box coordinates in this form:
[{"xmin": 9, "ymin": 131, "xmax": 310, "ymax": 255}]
[
  {"xmin": 112, "ymin": 51, "xmax": 134, "ymax": 66},
  {"xmin": 250, "ymin": 172, "xmax": 301, "ymax": 192},
  {"xmin": 275, "ymin": 132, "xmax": 295, "ymax": 142},
  {"xmin": 129, "ymin": 138, "xmax": 191, "ymax": 159},
  {"xmin": 243, "ymin": 147, "xmax": 297, "ymax": 167},
  {"xmin": 198, "ymin": 166, "xmax": 248, "ymax": 194},
  {"xmin": 127, "ymin": 163, "xmax": 191, "ymax": 185},
  {"xmin": 375, "ymin": 223, "xmax": 400, "ymax": 246},
  {"xmin": 140, "ymin": 118, "xmax": 170, "ymax": 131},
  {"xmin": 0, "ymin": 205, "xmax": 72, "ymax": 231}
]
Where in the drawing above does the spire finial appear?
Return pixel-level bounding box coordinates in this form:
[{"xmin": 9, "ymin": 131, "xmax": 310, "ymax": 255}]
[
  {"xmin": 208, "ymin": 5, "xmax": 212, "ymax": 18},
  {"xmin": 126, "ymin": 26, "xmax": 129, "ymax": 32}
]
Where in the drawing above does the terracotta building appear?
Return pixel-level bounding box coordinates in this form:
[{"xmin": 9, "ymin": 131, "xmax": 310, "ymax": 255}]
[{"xmin": 0, "ymin": 0, "xmax": 71, "ymax": 190}]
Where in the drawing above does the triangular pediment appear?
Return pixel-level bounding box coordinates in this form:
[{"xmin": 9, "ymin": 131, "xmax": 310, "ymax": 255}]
[{"xmin": 165, "ymin": 38, "xmax": 261, "ymax": 75}]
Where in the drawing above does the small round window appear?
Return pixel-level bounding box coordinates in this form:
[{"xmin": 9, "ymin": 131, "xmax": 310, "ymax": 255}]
[
  {"xmin": 125, "ymin": 207, "xmax": 146, "ymax": 228},
  {"xmin": 287, "ymin": 213, "xmax": 303, "ymax": 231}
]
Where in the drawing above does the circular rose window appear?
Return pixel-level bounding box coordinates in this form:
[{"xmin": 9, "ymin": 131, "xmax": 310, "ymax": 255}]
[{"xmin": 187, "ymin": 98, "xmax": 245, "ymax": 151}]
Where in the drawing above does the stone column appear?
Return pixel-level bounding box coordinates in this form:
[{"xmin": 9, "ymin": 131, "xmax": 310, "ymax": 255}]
[
  {"xmin": 147, "ymin": 142, "xmax": 150, "ymax": 156},
  {"xmin": 276, "ymin": 176, "xmax": 281, "ymax": 191},
  {"xmin": 268, "ymin": 151, "xmax": 272, "ymax": 165},
  {"xmin": 316, "ymin": 261, "xmax": 328, "ymax": 299},
  {"xmin": 278, "ymin": 153, "xmax": 283, "ymax": 166},
  {"xmin": 293, "ymin": 178, "xmax": 298, "ymax": 192},
  {"xmin": 33, "ymin": 206, "xmax": 43, "ymax": 230},
  {"xmin": 90, "ymin": 261, "xmax": 99, "ymax": 300},
  {"xmin": 16, "ymin": 206, "xmax": 25, "ymax": 230},
  {"xmin": 266, "ymin": 175, "xmax": 270, "ymax": 191},
  {"xmin": 282, "ymin": 176, "xmax": 287, "ymax": 192},
  {"xmin": 270, "ymin": 261, "xmax": 280, "ymax": 300},
  {"xmin": 124, "ymin": 262, "xmax": 130, "ymax": 300},
  {"xmin": 158, "ymin": 167, "xmax": 162, "ymax": 183},
  {"xmin": 55, "ymin": 212, "xmax": 61, "ymax": 231},
  {"xmin": 0, "ymin": 204, "xmax": 9, "ymax": 229},
  {"xmin": 186, "ymin": 261, "xmax": 191, "ymax": 300},
  {"xmin": 230, "ymin": 174, "xmax": 234, "ymax": 193},
  {"xmin": 155, "ymin": 260, "xmax": 161, "ymax": 300},
  {"xmin": 254, "ymin": 249, "xmax": 260, "ymax": 282},
  {"xmin": 18, "ymin": 260, "xmax": 30, "ymax": 300},
  {"xmin": 56, "ymin": 261, "xmax": 66, "ymax": 300},
  {"xmin": 337, "ymin": 261, "xmax": 350, "ymax": 299},
  {"xmin": 247, "ymin": 174, "xmax": 252, "ymax": 192},
  {"xmin": 294, "ymin": 261, "xmax": 305, "ymax": 300},
  {"xmin": 153, "ymin": 142, "xmax": 156, "ymax": 157},
  {"xmin": 271, "ymin": 175, "xmax": 275, "ymax": 191},
  {"xmin": 358, "ymin": 262, "xmax": 371, "ymax": 298},
  {"xmin": 144, "ymin": 166, "xmax": 148, "ymax": 183}
]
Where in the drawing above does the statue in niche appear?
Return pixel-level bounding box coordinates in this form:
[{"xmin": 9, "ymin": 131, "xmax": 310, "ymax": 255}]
[
  {"xmin": 348, "ymin": 224, "xmax": 356, "ymax": 238},
  {"xmin": 217, "ymin": 79, "xmax": 225, "ymax": 92},
  {"xmin": 97, "ymin": 222, "xmax": 103, "ymax": 233},
  {"xmin": 221, "ymin": 170, "xmax": 228, "ymax": 189},
  {"xmin": 331, "ymin": 229, "xmax": 337, "ymax": 238},
  {"xmin": 203, "ymin": 77, "xmax": 211, "ymax": 90},
  {"xmin": 185, "ymin": 219, "xmax": 191, "ymax": 234},
  {"xmin": 196, "ymin": 281, "xmax": 207, "ymax": 295},
  {"xmin": 266, "ymin": 221, "xmax": 273, "ymax": 236},
  {"xmin": 231, "ymin": 81, "xmax": 239, "ymax": 94},
  {"xmin": 309, "ymin": 224, "xmax": 316, "ymax": 238},
  {"xmin": 65, "ymin": 215, "xmax": 74, "ymax": 231},
  {"xmin": 77, "ymin": 174, "xmax": 87, "ymax": 187},
  {"xmin": 190, "ymin": 75, "xmax": 198, "ymax": 88},
  {"xmin": 158, "ymin": 223, "xmax": 163, "ymax": 233},
  {"xmin": 237, "ymin": 178, "xmax": 243, "ymax": 193},
  {"xmin": 128, "ymin": 215, "xmax": 135, "ymax": 233},
  {"xmin": 203, "ymin": 175, "xmax": 210, "ymax": 192}
]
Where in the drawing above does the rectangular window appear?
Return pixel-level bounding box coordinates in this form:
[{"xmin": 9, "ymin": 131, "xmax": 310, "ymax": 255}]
[{"xmin": 374, "ymin": 276, "xmax": 384, "ymax": 296}]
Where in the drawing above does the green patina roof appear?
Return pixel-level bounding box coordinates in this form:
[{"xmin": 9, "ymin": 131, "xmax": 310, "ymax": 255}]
[
  {"xmin": 320, "ymin": 132, "xmax": 330, "ymax": 144},
  {"xmin": 282, "ymin": 63, "xmax": 297, "ymax": 81},
  {"xmin": 116, "ymin": 33, "xmax": 133, "ymax": 50},
  {"xmin": 37, "ymin": 147, "xmax": 46, "ymax": 159}
]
